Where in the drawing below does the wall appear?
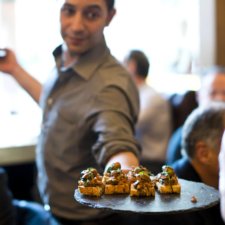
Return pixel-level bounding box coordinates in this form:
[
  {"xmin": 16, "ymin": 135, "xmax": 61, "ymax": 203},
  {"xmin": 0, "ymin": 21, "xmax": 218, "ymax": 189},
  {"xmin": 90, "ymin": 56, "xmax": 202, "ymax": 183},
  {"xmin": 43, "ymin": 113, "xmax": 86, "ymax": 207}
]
[
  {"xmin": 199, "ymin": 0, "xmax": 216, "ymax": 68},
  {"xmin": 216, "ymin": 0, "xmax": 225, "ymax": 66}
]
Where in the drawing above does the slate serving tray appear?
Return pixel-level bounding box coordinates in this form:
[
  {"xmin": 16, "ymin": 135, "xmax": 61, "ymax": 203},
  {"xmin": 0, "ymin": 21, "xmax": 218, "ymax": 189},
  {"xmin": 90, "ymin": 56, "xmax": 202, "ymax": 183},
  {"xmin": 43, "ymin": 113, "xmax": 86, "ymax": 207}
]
[{"xmin": 74, "ymin": 179, "xmax": 219, "ymax": 215}]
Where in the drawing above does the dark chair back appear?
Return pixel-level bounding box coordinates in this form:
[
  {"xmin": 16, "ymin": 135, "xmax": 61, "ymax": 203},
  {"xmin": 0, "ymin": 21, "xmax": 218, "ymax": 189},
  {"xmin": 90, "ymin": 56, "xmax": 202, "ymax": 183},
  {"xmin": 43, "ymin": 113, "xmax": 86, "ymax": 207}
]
[
  {"xmin": 13, "ymin": 200, "xmax": 59, "ymax": 225},
  {"xmin": 168, "ymin": 91, "xmax": 198, "ymax": 132}
]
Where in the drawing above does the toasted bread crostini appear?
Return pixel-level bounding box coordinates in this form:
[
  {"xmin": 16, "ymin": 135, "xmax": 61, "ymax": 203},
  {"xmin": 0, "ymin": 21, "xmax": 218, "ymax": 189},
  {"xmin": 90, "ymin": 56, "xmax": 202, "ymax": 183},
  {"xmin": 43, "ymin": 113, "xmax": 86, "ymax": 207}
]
[
  {"xmin": 155, "ymin": 165, "xmax": 181, "ymax": 194},
  {"xmin": 78, "ymin": 167, "xmax": 104, "ymax": 197},
  {"xmin": 128, "ymin": 165, "xmax": 155, "ymax": 197},
  {"xmin": 103, "ymin": 162, "xmax": 130, "ymax": 194}
]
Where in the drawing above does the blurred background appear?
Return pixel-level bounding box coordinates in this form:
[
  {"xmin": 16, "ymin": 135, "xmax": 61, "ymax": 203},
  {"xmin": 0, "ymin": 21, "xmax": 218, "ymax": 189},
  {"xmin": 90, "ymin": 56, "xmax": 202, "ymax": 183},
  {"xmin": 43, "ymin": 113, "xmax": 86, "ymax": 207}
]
[
  {"xmin": 0, "ymin": 0, "xmax": 225, "ymax": 201},
  {"xmin": 1, "ymin": 0, "xmax": 225, "ymax": 109}
]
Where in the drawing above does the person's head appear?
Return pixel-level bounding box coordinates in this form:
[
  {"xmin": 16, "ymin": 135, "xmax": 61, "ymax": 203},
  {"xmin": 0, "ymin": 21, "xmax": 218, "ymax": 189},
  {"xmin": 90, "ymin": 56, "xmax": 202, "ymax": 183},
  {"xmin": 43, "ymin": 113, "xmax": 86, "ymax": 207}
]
[
  {"xmin": 197, "ymin": 66, "xmax": 225, "ymax": 106},
  {"xmin": 124, "ymin": 50, "xmax": 150, "ymax": 82},
  {"xmin": 59, "ymin": 0, "xmax": 116, "ymax": 57},
  {"xmin": 181, "ymin": 102, "xmax": 225, "ymax": 188}
]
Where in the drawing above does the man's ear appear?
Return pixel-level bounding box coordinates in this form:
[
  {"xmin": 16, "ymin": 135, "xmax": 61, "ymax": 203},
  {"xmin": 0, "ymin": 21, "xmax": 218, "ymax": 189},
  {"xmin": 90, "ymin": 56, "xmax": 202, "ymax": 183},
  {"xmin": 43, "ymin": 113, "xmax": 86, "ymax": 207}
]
[
  {"xmin": 195, "ymin": 141, "xmax": 210, "ymax": 164},
  {"xmin": 106, "ymin": 9, "xmax": 116, "ymax": 26}
]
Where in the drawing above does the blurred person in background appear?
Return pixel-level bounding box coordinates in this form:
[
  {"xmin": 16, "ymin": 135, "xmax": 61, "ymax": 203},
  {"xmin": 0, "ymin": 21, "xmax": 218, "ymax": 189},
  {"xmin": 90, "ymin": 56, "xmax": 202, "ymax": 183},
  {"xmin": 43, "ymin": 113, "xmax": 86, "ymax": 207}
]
[
  {"xmin": 0, "ymin": 167, "xmax": 15, "ymax": 225},
  {"xmin": 0, "ymin": 167, "xmax": 58, "ymax": 225},
  {"xmin": 140, "ymin": 102, "xmax": 225, "ymax": 225},
  {"xmin": 173, "ymin": 102, "xmax": 225, "ymax": 189},
  {"xmin": 166, "ymin": 66, "xmax": 225, "ymax": 165},
  {"xmin": 172, "ymin": 102, "xmax": 225, "ymax": 225},
  {"xmin": 124, "ymin": 49, "xmax": 172, "ymax": 174}
]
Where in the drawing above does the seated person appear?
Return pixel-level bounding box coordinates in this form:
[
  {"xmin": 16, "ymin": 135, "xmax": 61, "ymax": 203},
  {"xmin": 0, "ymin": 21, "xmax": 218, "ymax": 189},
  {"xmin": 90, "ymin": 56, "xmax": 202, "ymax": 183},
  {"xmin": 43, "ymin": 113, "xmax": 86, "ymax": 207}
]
[
  {"xmin": 166, "ymin": 66, "xmax": 225, "ymax": 165},
  {"xmin": 172, "ymin": 102, "xmax": 225, "ymax": 224},
  {"xmin": 0, "ymin": 167, "xmax": 59, "ymax": 225},
  {"xmin": 3, "ymin": 162, "xmax": 36, "ymax": 201},
  {"xmin": 0, "ymin": 167, "xmax": 16, "ymax": 225},
  {"xmin": 166, "ymin": 126, "xmax": 183, "ymax": 165},
  {"xmin": 219, "ymin": 131, "xmax": 225, "ymax": 222},
  {"xmin": 124, "ymin": 50, "xmax": 171, "ymax": 173}
]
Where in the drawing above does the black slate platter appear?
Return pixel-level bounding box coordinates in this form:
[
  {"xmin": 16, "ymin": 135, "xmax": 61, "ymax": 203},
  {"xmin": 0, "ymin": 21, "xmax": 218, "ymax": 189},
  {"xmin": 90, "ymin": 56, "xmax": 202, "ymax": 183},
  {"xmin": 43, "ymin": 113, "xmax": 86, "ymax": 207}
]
[{"xmin": 74, "ymin": 179, "xmax": 219, "ymax": 215}]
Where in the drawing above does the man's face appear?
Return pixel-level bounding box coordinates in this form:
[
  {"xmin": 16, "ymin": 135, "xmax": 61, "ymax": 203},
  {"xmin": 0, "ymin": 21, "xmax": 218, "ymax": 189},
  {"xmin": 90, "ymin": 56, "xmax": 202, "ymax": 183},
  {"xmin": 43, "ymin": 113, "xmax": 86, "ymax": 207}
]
[
  {"xmin": 59, "ymin": 0, "xmax": 115, "ymax": 56},
  {"xmin": 199, "ymin": 73, "xmax": 225, "ymax": 106},
  {"xmin": 208, "ymin": 145, "xmax": 220, "ymax": 178}
]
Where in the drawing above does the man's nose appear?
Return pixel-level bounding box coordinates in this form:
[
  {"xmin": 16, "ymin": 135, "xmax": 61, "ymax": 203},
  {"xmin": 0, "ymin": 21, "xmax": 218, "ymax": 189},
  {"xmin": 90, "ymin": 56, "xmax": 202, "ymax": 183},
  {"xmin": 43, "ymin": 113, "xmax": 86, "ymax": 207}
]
[{"xmin": 71, "ymin": 13, "xmax": 85, "ymax": 31}]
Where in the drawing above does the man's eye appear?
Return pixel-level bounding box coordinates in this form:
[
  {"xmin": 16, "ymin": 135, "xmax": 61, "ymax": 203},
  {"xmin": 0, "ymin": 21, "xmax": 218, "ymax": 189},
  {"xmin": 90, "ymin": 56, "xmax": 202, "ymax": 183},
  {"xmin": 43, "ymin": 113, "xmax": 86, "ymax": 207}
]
[
  {"xmin": 85, "ymin": 11, "xmax": 100, "ymax": 20},
  {"xmin": 61, "ymin": 5, "xmax": 75, "ymax": 16}
]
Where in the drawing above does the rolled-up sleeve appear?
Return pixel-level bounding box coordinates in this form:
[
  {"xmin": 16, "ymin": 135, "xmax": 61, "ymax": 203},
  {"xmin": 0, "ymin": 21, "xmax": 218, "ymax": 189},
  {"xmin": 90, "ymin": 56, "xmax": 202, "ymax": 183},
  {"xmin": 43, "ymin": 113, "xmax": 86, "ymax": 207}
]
[{"xmin": 90, "ymin": 85, "xmax": 141, "ymax": 166}]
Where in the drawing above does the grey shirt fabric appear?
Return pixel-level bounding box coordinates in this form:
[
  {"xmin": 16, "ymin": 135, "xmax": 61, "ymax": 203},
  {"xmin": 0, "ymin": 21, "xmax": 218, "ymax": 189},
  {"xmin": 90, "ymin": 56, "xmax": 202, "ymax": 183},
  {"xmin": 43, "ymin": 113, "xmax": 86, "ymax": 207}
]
[{"xmin": 36, "ymin": 39, "xmax": 141, "ymax": 220}]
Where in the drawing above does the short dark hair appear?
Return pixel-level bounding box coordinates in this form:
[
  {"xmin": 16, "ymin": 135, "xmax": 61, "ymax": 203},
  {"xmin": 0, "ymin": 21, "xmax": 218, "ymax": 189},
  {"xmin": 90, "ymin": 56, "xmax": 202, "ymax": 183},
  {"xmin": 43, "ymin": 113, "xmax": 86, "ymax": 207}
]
[
  {"xmin": 105, "ymin": 0, "xmax": 115, "ymax": 11},
  {"xmin": 126, "ymin": 50, "xmax": 150, "ymax": 79},
  {"xmin": 182, "ymin": 102, "xmax": 225, "ymax": 158}
]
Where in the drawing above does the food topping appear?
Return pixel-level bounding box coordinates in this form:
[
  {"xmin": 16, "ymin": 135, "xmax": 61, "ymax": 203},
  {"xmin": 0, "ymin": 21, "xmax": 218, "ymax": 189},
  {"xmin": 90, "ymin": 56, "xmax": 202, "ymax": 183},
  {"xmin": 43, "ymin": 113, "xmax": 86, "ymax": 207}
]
[
  {"xmin": 78, "ymin": 167, "xmax": 103, "ymax": 187},
  {"xmin": 157, "ymin": 165, "xmax": 179, "ymax": 185},
  {"xmin": 129, "ymin": 165, "xmax": 155, "ymax": 196},
  {"xmin": 104, "ymin": 162, "xmax": 128, "ymax": 185}
]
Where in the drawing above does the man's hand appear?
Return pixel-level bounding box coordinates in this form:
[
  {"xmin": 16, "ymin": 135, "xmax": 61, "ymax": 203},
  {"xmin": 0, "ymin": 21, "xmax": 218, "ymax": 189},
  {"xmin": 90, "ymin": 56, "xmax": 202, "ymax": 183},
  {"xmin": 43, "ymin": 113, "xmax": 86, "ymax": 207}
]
[
  {"xmin": 105, "ymin": 151, "xmax": 139, "ymax": 173},
  {"xmin": 0, "ymin": 48, "xmax": 20, "ymax": 75}
]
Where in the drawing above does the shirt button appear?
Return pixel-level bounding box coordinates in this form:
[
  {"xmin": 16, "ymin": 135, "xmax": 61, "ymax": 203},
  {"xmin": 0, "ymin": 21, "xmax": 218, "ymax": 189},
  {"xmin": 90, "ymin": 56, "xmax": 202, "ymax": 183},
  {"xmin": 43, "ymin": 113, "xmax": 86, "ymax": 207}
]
[{"xmin": 47, "ymin": 98, "xmax": 53, "ymax": 106}]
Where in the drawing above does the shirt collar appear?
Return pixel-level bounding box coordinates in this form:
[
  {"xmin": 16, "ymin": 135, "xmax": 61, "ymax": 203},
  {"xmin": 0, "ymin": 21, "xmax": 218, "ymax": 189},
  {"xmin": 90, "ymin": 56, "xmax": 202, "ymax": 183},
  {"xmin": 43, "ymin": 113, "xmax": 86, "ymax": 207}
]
[{"xmin": 53, "ymin": 38, "xmax": 110, "ymax": 80}]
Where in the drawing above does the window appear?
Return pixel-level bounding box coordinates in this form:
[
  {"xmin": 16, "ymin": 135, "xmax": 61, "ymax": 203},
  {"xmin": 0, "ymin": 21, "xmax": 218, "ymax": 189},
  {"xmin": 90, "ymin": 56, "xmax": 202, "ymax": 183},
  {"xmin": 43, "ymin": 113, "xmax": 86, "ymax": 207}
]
[
  {"xmin": 0, "ymin": 0, "xmax": 215, "ymax": 126},
  {"xmin": 106, "ymin": 0, "xmax": 200, "ymax": 73}
]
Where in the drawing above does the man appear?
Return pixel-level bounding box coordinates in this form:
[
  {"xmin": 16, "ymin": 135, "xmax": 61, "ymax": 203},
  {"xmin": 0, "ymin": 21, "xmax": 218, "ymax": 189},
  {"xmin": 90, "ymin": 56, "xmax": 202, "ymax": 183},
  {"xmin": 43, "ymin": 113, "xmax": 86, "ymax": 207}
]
[
  {"xmin": 197, "ymin": 67, "xmax": 225, "ymax": 106},
  {"xmin": 166, "ymin": 66, "xmax": 225, "ymax": 165},
  {"xmin": 173, "ymin": 102, "xmax": 225, "ymax": 188},
  {"xmin": 124, "ymin": 50, "xmax": 171, "ymax": 173},
  {"xmin": 171, "ymin": 102, "xmax": 225, "ymax": 225},
  {"xmin": 0, "ymin": 0, "xmax": 140, "ymax": 224}
]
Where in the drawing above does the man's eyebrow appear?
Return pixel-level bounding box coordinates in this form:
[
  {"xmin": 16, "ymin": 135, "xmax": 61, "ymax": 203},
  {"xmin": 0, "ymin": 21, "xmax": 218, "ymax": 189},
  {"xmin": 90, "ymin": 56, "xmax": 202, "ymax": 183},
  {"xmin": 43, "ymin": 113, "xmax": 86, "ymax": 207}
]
[
  {"xmin": 61, "ymin": 3, "xmax": 102, "ymax": 11},
  {"xmin": 85, "ymin": 4, "xmax": 102, "ymax": 11},
  {"xmin": 62, "ymin": 3, "xmax": 74, "ymax": 8}
]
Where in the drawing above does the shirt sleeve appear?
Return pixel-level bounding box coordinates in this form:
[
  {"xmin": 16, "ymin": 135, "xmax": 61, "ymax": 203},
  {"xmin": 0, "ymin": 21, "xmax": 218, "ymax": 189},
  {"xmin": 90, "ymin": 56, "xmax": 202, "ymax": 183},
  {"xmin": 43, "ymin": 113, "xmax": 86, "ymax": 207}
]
[{"xmin": 90, "ymin": 85, "xmax": 141, "ymax": 166}]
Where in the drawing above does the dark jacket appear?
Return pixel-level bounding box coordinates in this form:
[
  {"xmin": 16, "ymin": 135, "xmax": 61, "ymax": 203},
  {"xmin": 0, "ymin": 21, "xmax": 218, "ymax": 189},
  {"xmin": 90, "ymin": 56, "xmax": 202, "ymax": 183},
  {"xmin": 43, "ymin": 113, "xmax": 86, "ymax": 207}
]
[
  {"xmin": 139, "ymin": 157, "xmax": 224, "ymax": 225},
  {"xmin": 0, "ymin": 167, "xmax": 16, "ymax": 225},
  {"xmin": 172, "ymin": 157, "xmax": 225, "ymax": 225}
]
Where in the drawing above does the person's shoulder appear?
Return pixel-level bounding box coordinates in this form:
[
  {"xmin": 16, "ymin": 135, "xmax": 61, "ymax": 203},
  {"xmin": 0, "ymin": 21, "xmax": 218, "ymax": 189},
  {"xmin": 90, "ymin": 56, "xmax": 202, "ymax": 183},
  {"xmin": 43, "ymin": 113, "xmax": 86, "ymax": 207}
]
[
  {"xmin": 0, "ymin": 167, "xmax": 7, "ymax": 187},
  {"xmin": 0, "ymin": 167, "xmax": 6, "ymax": 176},
  {"xmin": 145, "ymin": 86, "xmax": 168, "ymax": 100},
  {"xmin": 99, "ymin": 56, "xmax": 136, "ymax": 89},
  {"xmin": 172, "ymin": 157, "xmax": 190, "ymax": 176},
  {"xmin": 172, "ymin": 157, "xmax": 202, "ymax": 182},
  {"xmin": 101, "ymin": 54, "xmax": 130, "ymax": 77},
  {"xmin": 171, "ymin": 126, "xmax": 183, "ymax": 140},
  {"xmin": 0, "ymin": 167, "xmax": 4, "ymax": 173},
  {"xmin": 142, "ymin": 86, "xmax": 170, "ymax": 107}
]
